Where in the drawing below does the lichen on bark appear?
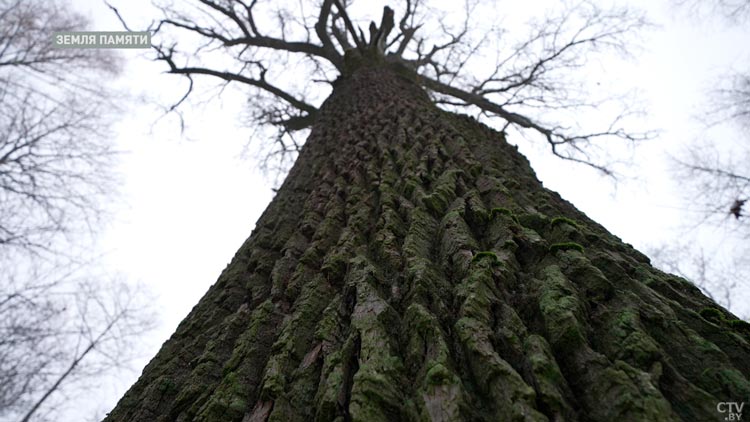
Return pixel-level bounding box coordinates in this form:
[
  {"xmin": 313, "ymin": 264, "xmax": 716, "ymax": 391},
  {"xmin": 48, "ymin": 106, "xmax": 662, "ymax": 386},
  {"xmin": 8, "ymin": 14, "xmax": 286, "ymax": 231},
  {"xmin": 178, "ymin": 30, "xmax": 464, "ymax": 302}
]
[{"xmin": 105, "ymin": 64, "xmax": 750, "ymax": 422}]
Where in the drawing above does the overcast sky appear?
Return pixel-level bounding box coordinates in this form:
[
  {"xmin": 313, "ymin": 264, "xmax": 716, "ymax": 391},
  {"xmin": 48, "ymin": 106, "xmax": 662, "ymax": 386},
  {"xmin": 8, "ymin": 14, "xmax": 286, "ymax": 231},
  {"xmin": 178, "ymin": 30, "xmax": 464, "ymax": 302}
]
[{"xmin": 60, "ymin": 0, "xmax": 750, "ymax": 420}]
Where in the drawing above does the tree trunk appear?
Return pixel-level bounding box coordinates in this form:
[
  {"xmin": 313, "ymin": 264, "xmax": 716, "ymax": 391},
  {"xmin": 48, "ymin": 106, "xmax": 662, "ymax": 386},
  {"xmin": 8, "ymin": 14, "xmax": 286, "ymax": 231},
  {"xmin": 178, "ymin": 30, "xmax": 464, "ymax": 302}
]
[{"xmin": 105, "ymin": 64, "xmax": 750, "ymax": 422}]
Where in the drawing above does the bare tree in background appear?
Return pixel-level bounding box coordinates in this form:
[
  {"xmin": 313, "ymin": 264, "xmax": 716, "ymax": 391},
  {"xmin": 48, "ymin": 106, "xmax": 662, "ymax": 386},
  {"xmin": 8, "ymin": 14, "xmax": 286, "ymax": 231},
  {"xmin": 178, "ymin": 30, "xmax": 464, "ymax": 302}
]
[
  {"xmin": 674, "ymin": 0, "xmax": 750, "ymax": 22},
  {"xmin": 0, "ymin": 0, "xmax": 119, "ymax": 253},
  {"xmin": 651, "ymin": 0, "xmax": 750, "ymax": 317},
  {"xmin": 112, "ymin": 0, "xmax": 652, "ymax": 176},
  {"xmin": 0, "ymin": 1, "xmax": 155, "ymax": 421},
  {"xmin": 661, "ymin": 92, "xmax": 750, "ymax": 314},
  {"xmin": 673, "ymin": 67, "xmax": 750, "ymax": 229},
  {"xmin": 671, "ymin": 143, "xmax": 750, "ymax": 230},
  {"xmin": 669, "ymin": 0, "xmax": 750, "ymax": 227},
  {"xmin": 649, "ymin": 243, "xmax": 749, "ymax": 318},
  {"xmin": 0, "ymin": 257, "xmax": 155, "ymax": 422}
]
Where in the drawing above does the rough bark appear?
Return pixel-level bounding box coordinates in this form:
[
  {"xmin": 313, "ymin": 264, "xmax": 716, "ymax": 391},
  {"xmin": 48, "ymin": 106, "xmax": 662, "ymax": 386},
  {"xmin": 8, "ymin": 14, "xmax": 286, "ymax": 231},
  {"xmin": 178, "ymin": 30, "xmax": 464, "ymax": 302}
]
[{"xmin": 105, "ymin": 63, "xmax": 750, "ymax": 422}]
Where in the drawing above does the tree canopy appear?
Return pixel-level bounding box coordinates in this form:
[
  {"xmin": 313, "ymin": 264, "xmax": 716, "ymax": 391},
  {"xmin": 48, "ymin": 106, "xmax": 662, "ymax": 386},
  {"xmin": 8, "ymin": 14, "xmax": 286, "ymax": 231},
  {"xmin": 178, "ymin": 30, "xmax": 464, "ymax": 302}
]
[{"xmin": 111, "ymin": 0, "xmax": 652, "ymax": 174}]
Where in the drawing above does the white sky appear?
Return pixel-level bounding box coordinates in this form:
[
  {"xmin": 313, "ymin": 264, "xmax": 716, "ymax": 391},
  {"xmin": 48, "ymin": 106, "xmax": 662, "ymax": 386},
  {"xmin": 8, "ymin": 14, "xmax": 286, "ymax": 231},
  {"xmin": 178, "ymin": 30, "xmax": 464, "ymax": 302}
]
[{"xmin": 60, "ymin": 0, "xmax": 750, "ymax": 420}]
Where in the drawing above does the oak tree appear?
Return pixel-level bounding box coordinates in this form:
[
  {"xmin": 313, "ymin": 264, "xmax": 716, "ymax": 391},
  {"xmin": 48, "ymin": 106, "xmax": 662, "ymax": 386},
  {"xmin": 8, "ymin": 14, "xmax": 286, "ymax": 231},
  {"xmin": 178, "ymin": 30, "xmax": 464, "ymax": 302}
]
[{"xmin": 106, "ymin": 2, "xmax": 750, "ymax": 421}]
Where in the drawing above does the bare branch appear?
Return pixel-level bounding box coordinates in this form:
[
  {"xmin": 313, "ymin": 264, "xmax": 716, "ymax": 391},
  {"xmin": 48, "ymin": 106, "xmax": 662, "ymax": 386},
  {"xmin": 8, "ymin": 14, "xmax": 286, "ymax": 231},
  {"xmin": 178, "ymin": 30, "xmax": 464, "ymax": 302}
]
[
  {"xmin": 154, "ymin": 45, "xmax": 317, "ymax": 115},
  {"xmin": 371, "ymin": 7, "xmax": 394, "ymax": 52},
  {"xmin": 315, "ymin": 0, "xmax": 342, "ymax": 60},
  {"xmin": 422, "ymin": 75, "xmax": 650, "ymax": 175},
  {"xmin": 671, "ymin": 144, "xmax": 750, "ymax": 230},
  {"xmin": 391, "ymin": 0, "xmax": 422, "ymax": 57},
  {"xmin": 673, "ymin": 0, "xmax": 750, "ymax": 23},
  {"xmin": 332, "ymin": 0, "xmax": 365, "ymax": 49},
  {"xmin": 157, "ymin": 15, "xmax": 334, "ymax": 61},
  {"xmin": 1, "ymin": 251, "xmax": 155, "ymax": 422},
  {"xmin": 19, "ymin": 303, "xmax": 120, "ymax": 422},
  {"xmin": 708, "ymin": 72, "xmax": 750, "ymax": 129}
]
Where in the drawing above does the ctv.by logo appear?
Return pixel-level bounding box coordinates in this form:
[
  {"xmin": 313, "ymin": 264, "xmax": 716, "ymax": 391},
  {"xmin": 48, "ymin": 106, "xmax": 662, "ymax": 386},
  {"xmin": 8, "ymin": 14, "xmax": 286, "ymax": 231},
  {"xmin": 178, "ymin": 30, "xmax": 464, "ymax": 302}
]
[{"xmin": 717, "ymin": 402, "xmax": 745, "ymax": 421}]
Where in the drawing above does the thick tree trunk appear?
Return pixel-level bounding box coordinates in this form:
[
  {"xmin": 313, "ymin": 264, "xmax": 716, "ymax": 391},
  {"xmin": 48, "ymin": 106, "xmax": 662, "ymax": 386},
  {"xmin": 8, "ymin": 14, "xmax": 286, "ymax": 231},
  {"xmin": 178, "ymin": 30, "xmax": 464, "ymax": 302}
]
[{"xmin": 106, "ymin": 64, "xmax": 750, "ymax": 422}]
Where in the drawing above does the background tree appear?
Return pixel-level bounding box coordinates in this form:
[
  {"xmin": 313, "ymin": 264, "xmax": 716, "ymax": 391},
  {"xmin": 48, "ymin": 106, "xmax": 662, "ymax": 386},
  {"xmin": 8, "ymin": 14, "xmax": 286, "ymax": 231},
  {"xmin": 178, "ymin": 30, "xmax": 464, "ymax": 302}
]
[
  {"xmin": 648, "ymin": 243, "xmax": 749, "ymax": 313},
  {"xmin": 105, "ymin": 2, "xmax": 750, "ymax": 421},
  {"xmin": 673, "ymin": 0, "xmax": 750, "ymax": 22},
  {"xmin": 0, "ymin": 262, "xmax": 153, "ymax": 422},
  {"xmin": 670, "ymin": 0, "xmax": 750, "ymax": 226},
  {"xmin": 0, "ymin": 0, "xmax": 120, "ymax": 253},
  {"xmin": 0, "ymin": 1, "xmax": 154, "ymax": 420},
  {"xmin": 649, "ymin": 0, "xmax": 750, "ymax": 316}
]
